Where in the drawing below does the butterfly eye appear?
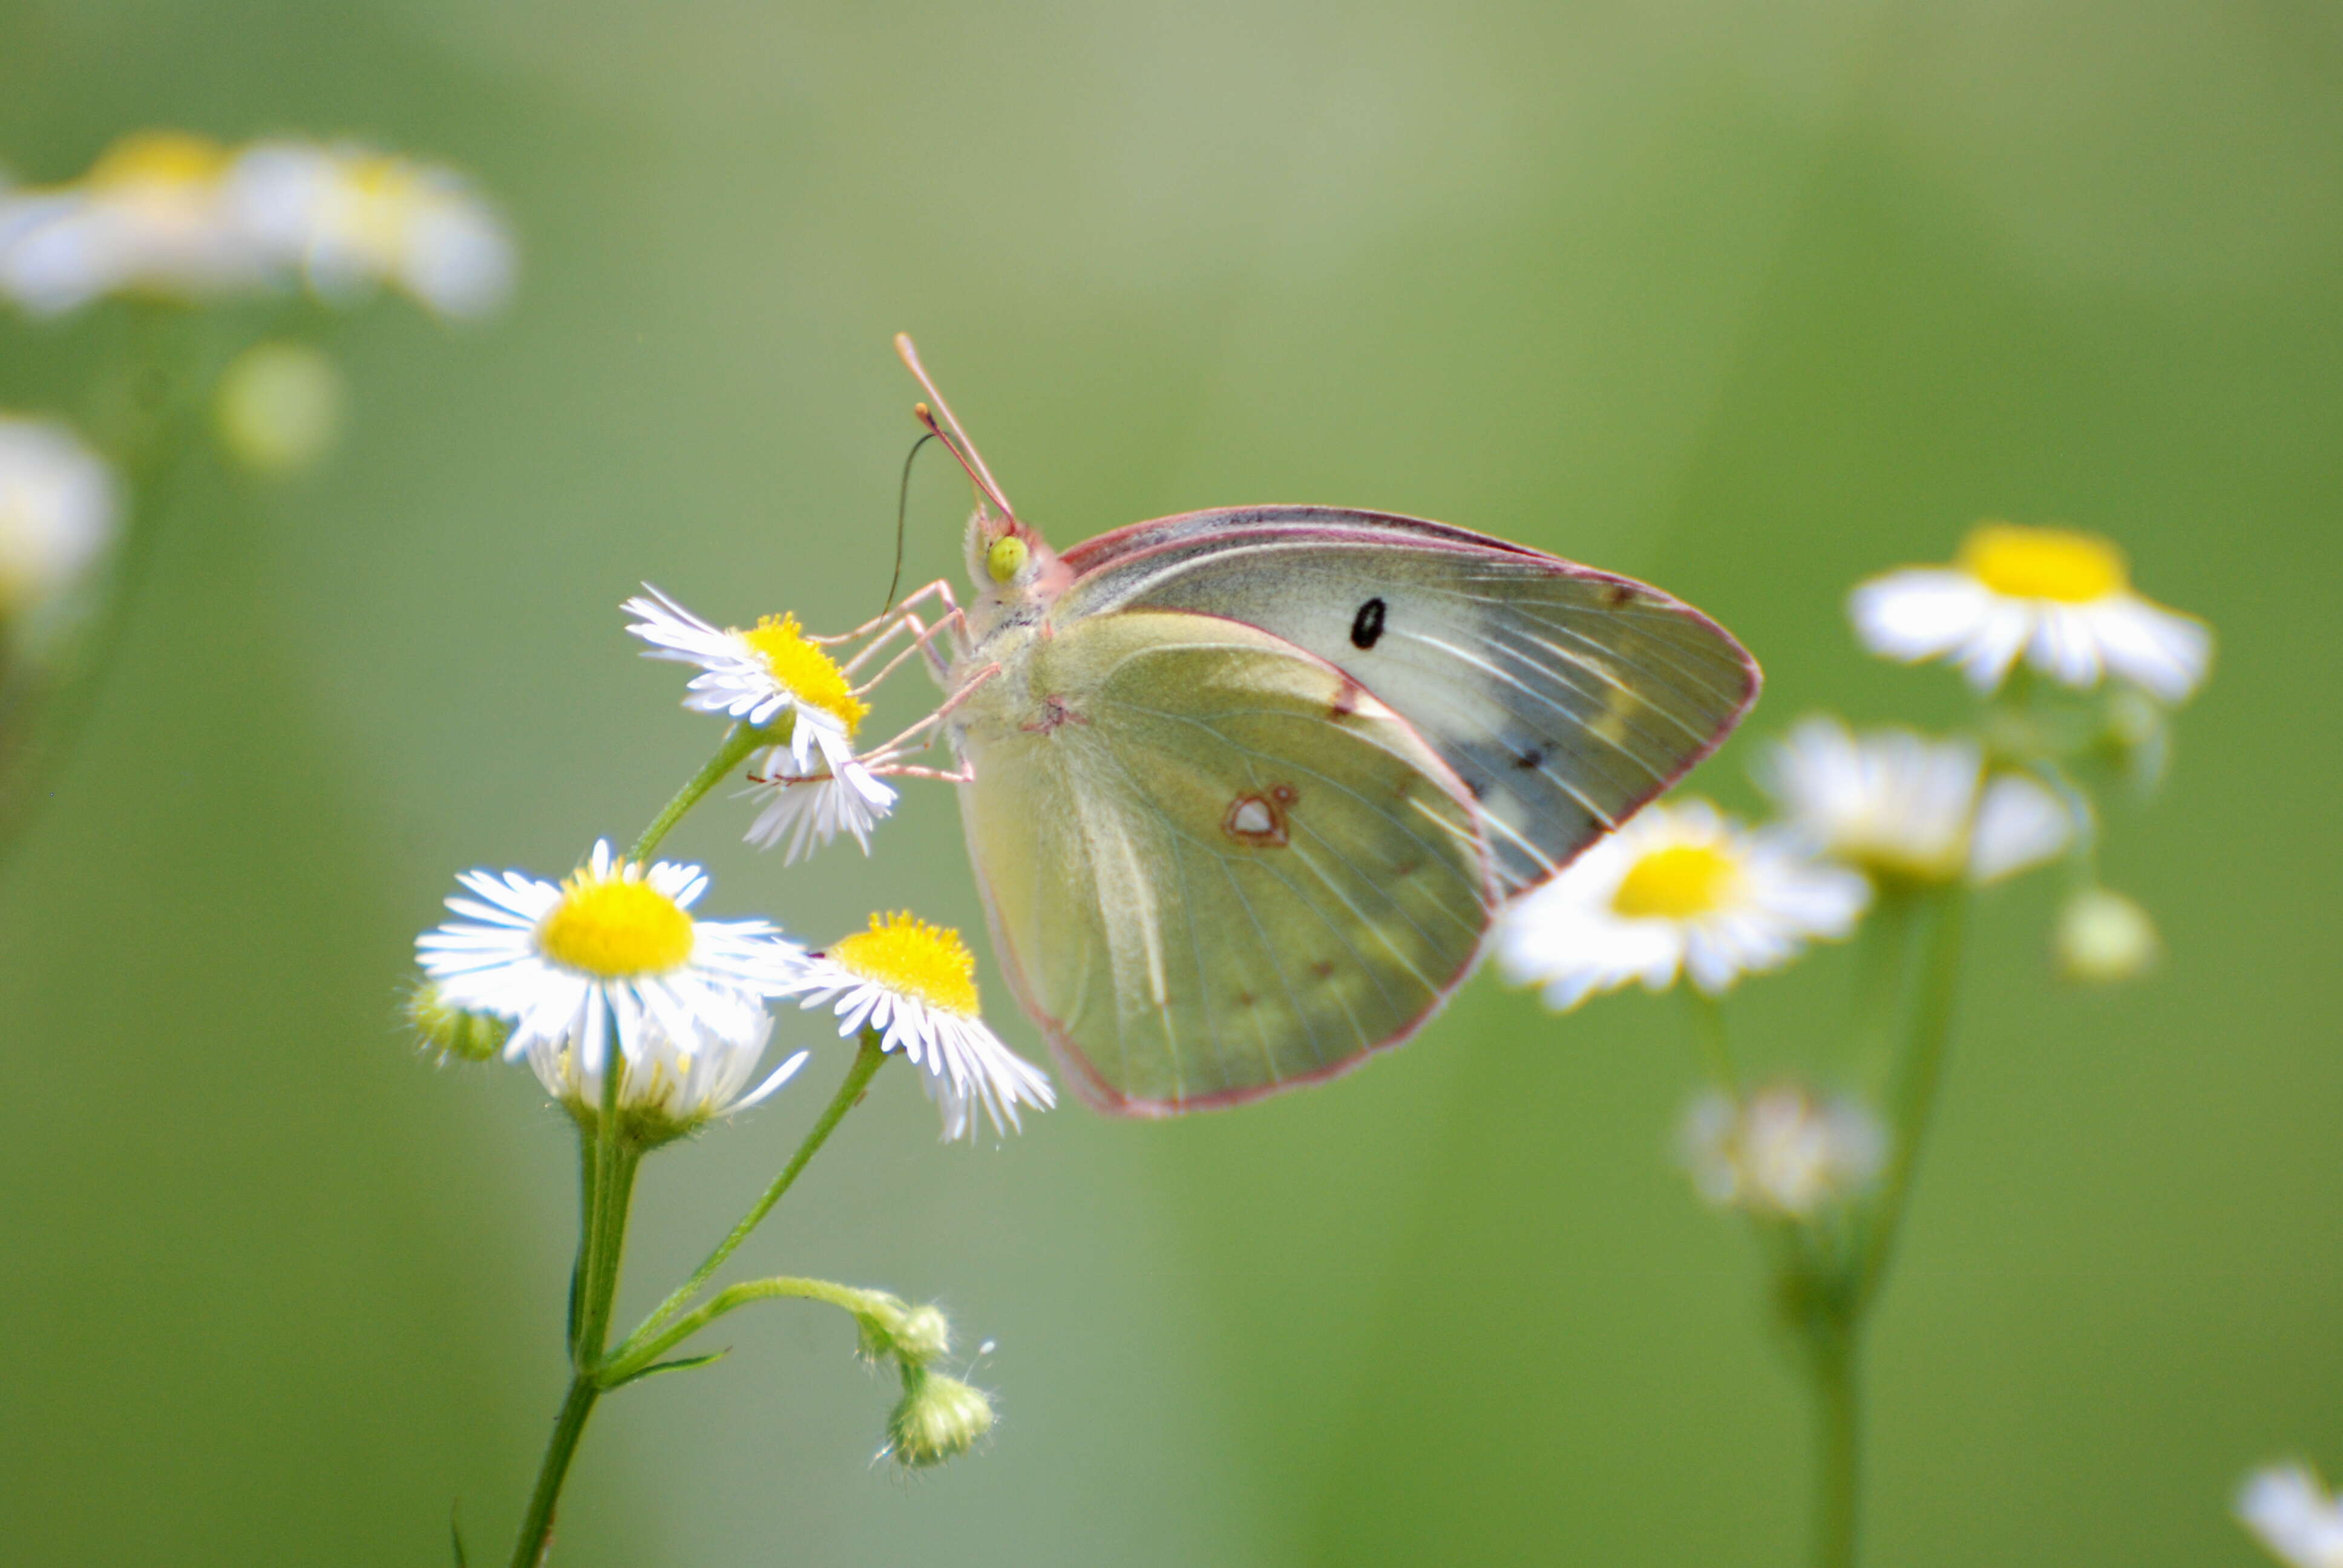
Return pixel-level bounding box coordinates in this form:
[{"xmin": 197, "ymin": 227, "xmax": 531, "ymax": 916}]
[{"xmin": 986, "ymin": 534, "xmax": 1029, "ymax": 583}]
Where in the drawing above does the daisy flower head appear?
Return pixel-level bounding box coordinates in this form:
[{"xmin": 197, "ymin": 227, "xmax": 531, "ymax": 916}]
[
  {"xmin": 793, "ymin": 912, "xmax": 1054, "ymax": 1141},
  {"xmin": 1496, "ymin": 799, "xmax": 1869, "ymax": 1012},
  {"xmin": 415, "ymin": 840, "xmax": 807, "ymax": 1139},
  {"xmin": 2239, "ymin": 1463, "xmax": 2343, "ymax": 1568},
  {"xmin": 1757, "ymin": 714, "xmax": 2073, "ymax": 886},
  {"xmin": 1681, "ymin": 1083, "xmax": 1887, "ymax": 1220},
  {"xmin": 742, "ymin": 755, "xmax": 897, "ymax": 864},
  {"xmin": 1850, "ymin": 520, "xmax": 2210, "ymax": 703},
  {"xmin": 228, "ymin": 140, "xmax": 516, "ymax": 319},
  {"xmin": 0, "ymin": 131, "xmax": 271, "ymax": 315},
  {"xmin": 0, "ymin": 414, "xmax": 117, "ymax": 641},
  {"xmin": 623, "ymin": 586, "xmax": 871, "ymax": 774}
]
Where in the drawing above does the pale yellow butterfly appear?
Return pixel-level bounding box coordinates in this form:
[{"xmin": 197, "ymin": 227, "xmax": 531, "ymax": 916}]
[{"xmin": 886, "ymin": 337, "xmax": 1757, "ymax": 1116}]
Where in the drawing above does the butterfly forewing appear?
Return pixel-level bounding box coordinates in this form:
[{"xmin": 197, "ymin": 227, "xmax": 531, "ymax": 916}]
[
  {"xmin": 955, "ymin": 609, "xmax": 1492, "ymax": 1114},
  {"xmin": 1057, "ymin": 507, "xmax": 1760, "ymax": 894}
]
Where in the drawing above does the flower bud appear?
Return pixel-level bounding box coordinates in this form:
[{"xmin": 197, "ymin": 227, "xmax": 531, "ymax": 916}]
[
  {"xmin": 214, "ymin": 341, "xmax": 344, "ymax": 476},
  {"xmin": 851, "ymin": 1293, "xmax": 954, "ymax": 1367},
  {"xmin": 2056, "ymin": 887, "xmax": 2159, "ymax": 984},
  {"xmin": 406, "ymin": 981, "xmax": 509, "ymax": 1063},
  {"xmin": 886, "ymin": 1365, "xmax": 995, "ymax": 1468}
]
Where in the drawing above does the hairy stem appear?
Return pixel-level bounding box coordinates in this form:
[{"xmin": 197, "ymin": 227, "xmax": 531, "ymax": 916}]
[
  {"xmin": 620, "ymin": 1032, "xmax": 889, "ymax": 1357},
  {"xmin": 629, "ymin": 720, "xmax": 775, "ymax": 863}
]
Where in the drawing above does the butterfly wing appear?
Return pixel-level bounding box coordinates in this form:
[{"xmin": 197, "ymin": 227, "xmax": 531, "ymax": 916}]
[
  {"xmin": 1055, "ymin": 506, "xmax": 1760, "ymax": 895},
  {"xmin": 954, "ymin": 607, "xmax": 1493, "ymax": 1116}
]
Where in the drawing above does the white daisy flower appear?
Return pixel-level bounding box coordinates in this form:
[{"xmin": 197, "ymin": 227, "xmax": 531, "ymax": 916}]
[
  {"xmin": 2240, "ymin": 1463, "xmax": 2343, "ymax": 1568},
  {"xmin": 0, "ymin": 131, "xmax": 275, "ymax": 315},
  {"xmin": 1850, "ymin": 521, "xmax": 2210, "ymax": 702},
  {"xmin": 1757, "ymin": 715, "xmax": 2073, "ymax": 886},
  {"xmin": 741, "ymin": 756, "xmax": 897, "ymax": 863},
  {"xmin": 792, "ymin": 912, "xmax": 1054, "ymax": 1141},
  {"xmin": 228, "ymin": 140, "xmax": 515, "ymax": 319},
  {"xmin": 415, "ymin": 840, "xmax": 807, "ymax": 1132},
  {"xmin": 1497, "ymin": 799, "xmax": 1869, "ymax": 1012},
  {"xmin": 0, "ymin": 414, "xmax": 117, "ymax": 638},
  {"xmin": 1681, "ymin": 1083, "xmax": 1887, "ymax": 1219},
  {"xmin": 623, "ymin": 586, "xmax": 871, "ymax": 776}
]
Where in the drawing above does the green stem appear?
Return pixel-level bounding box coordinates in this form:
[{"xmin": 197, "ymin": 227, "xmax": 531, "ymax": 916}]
[
  {"xmin": 1857, "ymin": 886, "xmax": 1968, "ymax": 1310},
  {"xmin": 619, "ymin": 1033, "xmax": 889, "ymax": 1357},
  {"xmin": 1848, "ymin": 883, "xmax": 1914, "ymax": 1098},
  {"xmin": 513, "ymin": 1108, "xmax": 641, "ymax": 1568},
  {"xmin": 1685, "ymin": 990, "xmax": 1738, "ymax": 1092},
  {"xmin": 507, "ymin": 1375, "xmax": 600, "ymax": 1568},
  {"xmin": 603, "ymin": 1275, "xmax": 891, "ymax": 1385},
  {"xmin": 629, "ymin": 720, "xmax": 775, "ymax": 863},
  {"xmin": 1807, "ymin": 1327, "xmax": 1860, "ymax": 1568}
]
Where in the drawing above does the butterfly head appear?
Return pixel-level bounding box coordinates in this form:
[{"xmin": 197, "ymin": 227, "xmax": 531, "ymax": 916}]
[{"xmin": 964, "ymin": 509, "xmax": 1064, "ymax": 610}]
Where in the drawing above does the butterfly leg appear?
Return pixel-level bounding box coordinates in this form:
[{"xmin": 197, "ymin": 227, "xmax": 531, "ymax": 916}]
[
  {"xmin": 846, "ymin": 606, "xmax": 965, "ymax": 693},
  {"xmin": 857, "ymin": 661, "xmax": 998, "ymax": 770},
  {"xmin": 811, "ymin": 579, "xmax": 959, "ymax": 650},
  {"xmin": 865, "ymin": 761, "xmax": 974, "ymax": 784}
]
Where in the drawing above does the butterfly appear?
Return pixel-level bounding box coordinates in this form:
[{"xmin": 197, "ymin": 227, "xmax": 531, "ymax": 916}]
[{"xmin": 886, "ymin": 336, "xmax": 1758, "ymax": 1116}]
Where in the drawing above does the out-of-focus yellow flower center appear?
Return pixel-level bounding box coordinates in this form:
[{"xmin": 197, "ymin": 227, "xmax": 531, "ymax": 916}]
[
  {"xmin": 538, "ymin": 874, "xmax": 693, "ymax": 977},
  {"xmin": 741, "ymin": 613, "xmax": 870, "ymax": 734},
  {"xmin": 830, "ymin": 912, "xmax": 978, "ymax": 1017},
  {"xmin": 88, "ymin": 131, "xmax": 228, "ymax": 190},
  {"xmin": 1959, "ymin": 523, "xmax": 2127, "ymax": 604},
  {"xmin": 330, "ymin": 155, "xmax": 425, "ymax": 251},
  {"xmin": 1613, "ymin": 843, "xmax": 1741, "ymax": 920}
]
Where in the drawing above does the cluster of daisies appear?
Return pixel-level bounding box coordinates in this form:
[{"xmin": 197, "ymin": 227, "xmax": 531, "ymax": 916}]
[
  {"xmin": 1496, "ymin": 518, "xmax": 2210, "ymax": 1221},
  {"xmin": 414, "ymin": 586, "xmax": 1053, "ymax": 1144},
  {"xmin": 0, "ymin": 129, "xmax": 513, "ymax": 319}
]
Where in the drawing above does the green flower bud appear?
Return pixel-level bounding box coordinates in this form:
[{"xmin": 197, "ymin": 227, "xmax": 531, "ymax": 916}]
[
  {"xmin": 850, "ymin": 1294, "xmax": 953, "ymax": 1367},
  {"xmin": 886, "ymin": 1365, "xmax": 995, "ymax": 1469},
  {"xmin": 214, "ymin": 341, "xmax": 344, "ymax": 477},
  {"xmin": 407, "ymin": 981, "xmax": 510, "ymax": 1063},
  {"xmin": 2055, "ymin": 888, "xmax": 2159, "ymax": 984}
]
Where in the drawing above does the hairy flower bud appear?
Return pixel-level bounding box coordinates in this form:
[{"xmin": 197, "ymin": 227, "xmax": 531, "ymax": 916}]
[
  {"xmin": 407, "ymin": 981, "xmax": 509, "ymax": 1063},
  {"xmin": 886, "ymin": 1366, "xmax": 995, "ymax": 1469}
]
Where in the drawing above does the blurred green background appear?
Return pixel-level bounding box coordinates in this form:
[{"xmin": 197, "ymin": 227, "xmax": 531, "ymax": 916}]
[{"xmin": 2, "ymin": 1, "xmax": 2338, "ymax": 1563}]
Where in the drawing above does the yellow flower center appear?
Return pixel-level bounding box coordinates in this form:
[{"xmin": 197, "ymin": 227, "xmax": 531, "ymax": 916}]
[
  {"xmin": 1959, "ymin": 523, "xmax": 2128, "ymax": 604},
  {"xmin": 333, "ymin": 155, "xmax": 425, "ymax": 250},
  {"xmin": 1613, "ymin": 843, "xmax": 1742, "ymax": 921},
  {"xmin": 830, "ymin": 912, "xmax": 978, "ymax": 1017},
  {"xmin": 537, "ymin": 874, "xmax": 694, "ymax": 978},
  {"xmin": 88, "ymin": 131, "xmax": 229, "ymax": 190},
  {"xmin": 740, "ymin": 613, "xmax": 870, "ymax": 734}
]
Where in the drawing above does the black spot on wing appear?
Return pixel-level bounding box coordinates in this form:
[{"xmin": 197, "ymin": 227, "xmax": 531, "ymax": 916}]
[{"xmin": 1350, "ymin": 597, "xmax": 1387, "ymax": 649}]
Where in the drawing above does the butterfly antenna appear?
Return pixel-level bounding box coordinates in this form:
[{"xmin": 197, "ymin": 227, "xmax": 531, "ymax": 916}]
[
  {"xmin": 894, "ymin": 333, "xmax": 1016, "ymax": 520},
  {"xmin": 880, "ymin": 431, "xmax": 937, "ymax": 616}
]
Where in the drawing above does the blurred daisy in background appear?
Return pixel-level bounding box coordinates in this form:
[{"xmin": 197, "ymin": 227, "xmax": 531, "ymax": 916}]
[
  {"xmin": 0, "ymin": 131, "xmax": 270, "ymax": 314},
  {"xmin": 0, "ymin": 414, "xmax": 117, "ymax": 647},
  {"xmin": 1851, "ymin": 521, "xmax": 2210, "ymax": 703},
  {"xmin": 229, "ymin": 140, "xmax": 514, "ymax": 319},
  {"xmin": 1757, "ymin": 715, "xmax": 2073, "ymax": 886},
  {"xmin": 1498, "ymin": 799, "xmax": 1869, "ymax": 1011},
  {"xmin": 415, "ymin": 840, "xmax": 806, "ymax": 1127},
  {"xmin": 624, "ymin": 586, "xmax": 871, "ymax": 776},
  {"xmin": 2239, "ymin": 1463, "xmax": 2343, "ymax": 1568},
  {"xmin": 1680, "ymin": 1082, "xmax": 1886, "ymax": 1219},
  {"xmin": 212, "ymin": 340, "xmax": 346, "ymax": 477},
  {"xmin": 793, "ymin": 912, "xmax": 1054, "ymax": 1140}
]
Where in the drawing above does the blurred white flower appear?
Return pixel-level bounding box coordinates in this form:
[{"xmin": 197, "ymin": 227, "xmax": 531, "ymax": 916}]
[
  {"xmin": 229, "ymin": 140, "xmax": 515, "ymax": 318},
  {"xmin": 1758, "ymin": 715, "xmax": 2073, "ymax": 885},
  {"xmin": 1851, "ymin": 521, "xmax": 2209, "ymax": 702},
  {"xmin": 623, "ymin": 586, "xmax": 868, "ymax": 774},
  {"xmin": 213, "ymin": 340, "xmax": 344, "ymax": 476},
  {"xmin": 0, "ymin": 131, "xmax": 274, "ymax": 315},
  {"xmin": 1497, "ymin": 799, "xmax": 1869, "ymax": 1011},
  {"xmin": 1681, "ymin": 1083, "xmax": 1887, "ymax": 1218},
  {"xmin": 0, "ymin": 414, "xmax": 117, "ymax": 637},
  {"xmin": 415, "ymin": 840, "xmax": 807, "ymax": 1127},
  {"xmin": 2054, "ymin": 887, "xmax": 2160, "ymax": 984},
  {"xmin": 741, "ymin": 754, "xmax": 896, "ymax": 863},
  {"xmin": 2240, "ymin": 1463, "xmax": 2343, "ymax": 1568},
  {"xmin": 793, "ymin": 912, "xmax": 1054, "ymax": 1140}
]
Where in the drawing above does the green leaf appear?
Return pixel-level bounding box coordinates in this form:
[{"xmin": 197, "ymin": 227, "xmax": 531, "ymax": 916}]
[{"xmin": 603, "ymin": 1348, "xmax": 730, "ymax": 1390}]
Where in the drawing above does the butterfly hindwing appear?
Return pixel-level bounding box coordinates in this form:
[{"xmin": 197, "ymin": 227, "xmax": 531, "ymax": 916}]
[
  {"xmin": 954, "ymin": 608, "xmax": 1492, "ymax": 1114},
  {"xmin": 1057, "ymin": 507, "xmax": 1760, "ymax": 895}
]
